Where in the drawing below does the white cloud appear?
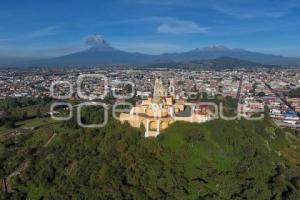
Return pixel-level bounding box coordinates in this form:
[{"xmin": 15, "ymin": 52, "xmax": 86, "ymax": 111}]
[
  {"xmin": 26, "ymin": 25, "xmax": 59, "ymax": 39},
  {"xmin": 0, "ymin": 25, "xmax": 59, "ymax": 43},
  {"xmin": 214, "ymin": 7, "xmax": 289, "ymax": 19},
  {"xmin": 122, "ymin": 17, "xmax": 208, "ymax": 34},
  {"xmin": 156, "ymin": 18, "xmax": 207, "ymax": 34},
  {"xmin": 208, "ymin": 0, "xmax": 300, "ymax": 19},
  {"xmin": 128, "ymin": 0, "xmax": 300, "ymax": 19}
]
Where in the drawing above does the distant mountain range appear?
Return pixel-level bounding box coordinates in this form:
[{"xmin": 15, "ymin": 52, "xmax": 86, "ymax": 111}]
[
  {"xmin": 146, "ymin": 57, "xmax": 278, "ymax": 70},
  {"xmin": 2, "ymin": 39, "xmax": 300, "ymax": 67}
]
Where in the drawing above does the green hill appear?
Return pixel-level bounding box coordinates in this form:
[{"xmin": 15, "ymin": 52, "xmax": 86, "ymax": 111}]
[{"xmin": 1, "ymin": 116, "xmax": 300, "ymax": 199}]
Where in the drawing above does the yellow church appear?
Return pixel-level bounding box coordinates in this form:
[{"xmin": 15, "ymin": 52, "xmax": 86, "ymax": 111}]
[{"xmin": 119, "ymin": 77, "xmax": 211, "ymax": 137}]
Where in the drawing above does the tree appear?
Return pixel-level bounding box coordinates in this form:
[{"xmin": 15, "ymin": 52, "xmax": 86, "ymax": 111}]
[
  {"xmin": 36, "ymin": 107, "xmax": 42, "ymax": 118},
  {"xmin": 288, "ymin": 87, "xmax": 300, "ymax": 98},
  {"xmin": 257, "ymin": 92, "xmax": 265, "ymax": 97},
  {"xmin": 5, "ymin": 120, "xmax": 15, "ymax": 129}
]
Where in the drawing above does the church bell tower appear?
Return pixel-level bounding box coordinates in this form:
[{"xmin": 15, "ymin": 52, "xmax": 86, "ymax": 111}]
[{"xmin": 169, "ymin": 78, "xmax": 175, "ymax": 98}]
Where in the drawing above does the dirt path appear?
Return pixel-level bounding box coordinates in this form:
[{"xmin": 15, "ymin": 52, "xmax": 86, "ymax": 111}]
[{"xmin": 44, "ymin": 133, "xmax": 57, "ymax": 148}]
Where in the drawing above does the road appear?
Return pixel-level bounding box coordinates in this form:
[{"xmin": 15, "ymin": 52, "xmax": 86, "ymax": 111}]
[
  {"xmin": 235, "ymin": 74, "xmax": 243, "ymax": 113},
  {"xmin": 264, "ymin": 82, "xmax": 296, "ymax": 112},
  {"xmin": 264, "ymin": 82, "xmax": 300, "ymax": 130},
  {"xmin": 236, "ymin": 74, "xmax": 243, "ymax": 103},
  {"xmin": 273, "ymin": 120, "xmax": 300, "ymax": 130}
]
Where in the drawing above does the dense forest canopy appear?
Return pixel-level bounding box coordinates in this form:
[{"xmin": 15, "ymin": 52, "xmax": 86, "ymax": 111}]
[{"xmin": 1, "ymin": 97, "xmax": 300, "ymax": 199}]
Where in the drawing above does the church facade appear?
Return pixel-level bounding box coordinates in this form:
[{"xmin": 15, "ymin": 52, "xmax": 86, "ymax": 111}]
[{"xmin": 119, "ymin": 77, "xmax": 211, "ymax": 137}]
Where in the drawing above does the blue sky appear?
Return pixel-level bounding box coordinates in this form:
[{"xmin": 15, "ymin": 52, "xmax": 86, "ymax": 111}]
[{"xmin": 0, "ymin": 0, "xmax": 300, "ymax": 58}]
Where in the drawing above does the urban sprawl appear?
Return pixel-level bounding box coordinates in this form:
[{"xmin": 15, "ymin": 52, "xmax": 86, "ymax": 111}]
[{"xmin": 1, "ymin": 68, "xmax": 300, "ymax": 130}]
